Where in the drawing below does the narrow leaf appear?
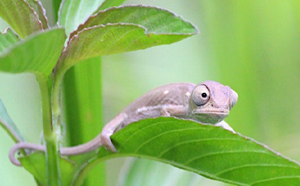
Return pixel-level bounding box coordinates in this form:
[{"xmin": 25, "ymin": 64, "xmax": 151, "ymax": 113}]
[
  {"xmin": 0, "ymin": 98, "xmax": 24, "ymax": 143},
  {"xmin": 0, "ymin": 28, "xmax": 66, "ymax": 76},
  {"xmin": 0, "ymin": 28, "xmax": 20, "ymax": 53},
  {"xmin": 74, "ymin": 118, "xmax": 300, "ymax": 186},
  {"xmin": 71, "ymin": 5, "xmax": 198, "ymax": 38},
  {"xmin": 0, "ymin": 0, "xmax": 42, "ymax": 38},
  {"xmin": 26, "ymin": 0, "xmax": 49, "ymax": 29},
  {"xmin": 58, "ymin": 0, "xmax": 105, "ymax": 36}
]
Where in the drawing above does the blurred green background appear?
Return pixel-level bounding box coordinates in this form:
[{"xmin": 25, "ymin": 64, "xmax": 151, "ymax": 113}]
[{"xmin": 1, "ymin": 0, "xmax": 300, "ymax": 185}]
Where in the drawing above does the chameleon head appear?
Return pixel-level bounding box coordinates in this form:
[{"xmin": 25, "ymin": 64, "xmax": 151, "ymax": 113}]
[{"xmin": 189, "ymin": 81, "xmax": 238, "ymax": 124}]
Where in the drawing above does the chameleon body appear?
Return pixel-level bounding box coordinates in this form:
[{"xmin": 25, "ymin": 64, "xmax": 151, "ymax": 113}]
[{"xmin": 9, "ymin": 81, "xmax": 238, "ymax": 166}]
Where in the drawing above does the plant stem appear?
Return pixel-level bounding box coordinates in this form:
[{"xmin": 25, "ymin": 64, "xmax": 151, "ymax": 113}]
[
  {"xmin": 37, "ymin": 74, "xmax": 60, "ymax": 186},
  {"xmin": 63, "ymin": 57, "xmax": 105, "ymax": 186},
  {"xmin": 52, "ymin": 67, "xmax": 67, "ymax": 126}
]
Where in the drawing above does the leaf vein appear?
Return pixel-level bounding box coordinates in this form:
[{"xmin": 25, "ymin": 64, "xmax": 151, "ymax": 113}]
[
  {"xmin": 250, "ymin": 175, "xmax": 300, "ymax": 185},
  {"xmin": 216, "ymin": 164, "xmax": 300, "ymax": 176},
  {"xmin": 121, "ymin": 120, "xmax": 180, "ymax": 145},
  {"xmin": 133, "ymin": 130, "xmax": 227, "ymax": 153},
  {"xmin": 184, "ymin": 150, "xmax": 273, "ymax": 165},
  {"xmin": 158, "ymin": 138, "xmax": 244, "ymax": 158}
]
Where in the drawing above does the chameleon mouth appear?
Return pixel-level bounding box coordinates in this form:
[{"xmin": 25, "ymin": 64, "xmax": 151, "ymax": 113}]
[
  {"xmin": 191, "ymin": 109, "xmax": 229, "ymax": 124},
  {"xmin": 192, "ymin": 109, "xmax": 229, "ymax": 116}
]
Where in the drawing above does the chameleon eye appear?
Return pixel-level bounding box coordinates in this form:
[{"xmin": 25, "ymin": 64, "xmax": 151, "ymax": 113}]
[{"xmin": 192, "ymin": 85, "xmax": 210, "ymax": 106}]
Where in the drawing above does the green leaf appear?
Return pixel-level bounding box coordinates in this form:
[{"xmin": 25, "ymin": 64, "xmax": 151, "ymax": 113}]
[
  {"xmin": 0, "ymin": 28, "xmax": 20, "ymax": 53},
  {"xmin": 0, "ymin": 28, "xmax": 66, "ymax": 76},
  {"xmin": 71, "ymin": 5, "xmax": 198, "ymax": 38},
  {"xmin": 20, "ymin": 152, "xmax": 47, "ymax": 185},
  {"xmin": 59, "ymin": 24, "xmax": 194, "ymax": 71},
  {"xmin": 0, "ymin": 0, "xmax": 42, "ymax": 38},
  {"xmin": 0, "ymin": 98, "xmax": 24, "ymax": 143},
  {"xmin": 26, "ymin": 0, "xmax": 49, "ymax": 29},
  {"xmin": 57, "ymin": 6, "xmax": 198, "ymax": 71},
  {"xmin": 94, "ymin": 0, "xmax": 126, "ymax": 13},
  {"xmin": 74, "ymin": 118, "xmax": 300, "ymax": 186},
  {"xmin": 20, "ymin": 152, "xmax": 76, "ymax": 186},
  {"xmin": 58, "ymin": 0, "xmax": 106, "ymax": 36}
]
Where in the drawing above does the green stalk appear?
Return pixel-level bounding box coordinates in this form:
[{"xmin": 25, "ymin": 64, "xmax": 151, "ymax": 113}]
[
  {"xmin": 63, "ymin": 57, "xmax": 105, "ymax": 186},
  {"xmin": 52, "ymin": 67, "xmax": 65, "ymax": 125},
  {"xmin": 36, "ymin": 74, "xmax": 60, "ymax": 186},
  {"xmin": 52, "ymin": 0, "xmax": 63, "ymax": 21}
]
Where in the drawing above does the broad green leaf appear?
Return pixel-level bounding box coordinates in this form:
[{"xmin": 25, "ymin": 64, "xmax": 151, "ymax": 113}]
[
  {"xmin": 94, "ymin": 0, "xmax": 126, "ymax": 13},
  {"xmin": 58, "ymin": 0, "xmax": 105, "ymax": 36},
  {"xmin": 0, "ymin": 0, "xmax": 42, "ymax": 38},
  {"xmin": 0, "ymin": 28, "xmax": 66, "ymax": 76},
  {"xmin": 58, "ymin": 17, "xmax": 197, "ymax": 71},
  {"xmin": 74, "ymin": 118, "xmax": 300, "ymax": 186},
  {"xmin": 0, "ymin": 98, "xmax": 24, "ymax": 143},
  {"xmin": 26, "ymin": 0, "xmax": 49, "ymax": 29},
  {"xmin": 71, "ymin": 5, "xmax": 198, "ymax": 39},
  {"xmin": 0, "ymin": 28, "xmax": 19, "ymax": 53},
  {"xmin": 20, "ymin": 152, "xmax": 76, "ymax": 186}
]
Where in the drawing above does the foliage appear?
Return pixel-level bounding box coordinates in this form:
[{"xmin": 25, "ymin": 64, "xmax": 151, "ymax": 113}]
[
  {"xmin": 0, "ymin": 0, "xmax": 299, "ymax": 186},
  {"xmin": 17, "ymin": 118, "xmax": 300, "ymax": 185}
]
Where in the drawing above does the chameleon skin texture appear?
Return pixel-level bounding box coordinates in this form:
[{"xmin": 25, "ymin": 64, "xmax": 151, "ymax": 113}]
[{"xmin": 120, "ymin": 82, "xmax": 195, "ymax": 128}]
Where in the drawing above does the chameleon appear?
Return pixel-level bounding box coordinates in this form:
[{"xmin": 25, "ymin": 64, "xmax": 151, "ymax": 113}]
[{"xmin": 9, "ymin": 80, "xmax": 238, "ymax": 166}]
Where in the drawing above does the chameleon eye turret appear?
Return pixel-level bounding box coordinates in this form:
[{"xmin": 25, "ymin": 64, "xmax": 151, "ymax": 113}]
[
  {"xmin": 189, "ymin": 81, "xmax": 238, "ymax": 124},
  {"xmin": 192, "ymin": 85, "xmax": 210, "ymax": 106}
]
